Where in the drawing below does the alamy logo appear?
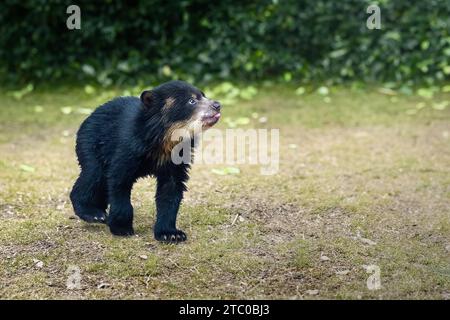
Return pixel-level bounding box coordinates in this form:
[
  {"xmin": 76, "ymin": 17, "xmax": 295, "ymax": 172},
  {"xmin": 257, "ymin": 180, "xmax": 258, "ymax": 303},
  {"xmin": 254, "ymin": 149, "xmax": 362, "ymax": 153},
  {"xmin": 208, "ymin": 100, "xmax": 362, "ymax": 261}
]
[
  {"xmin": 366, "ymin": 4, "xmax": 381, "ymax": 29},
  {"xmin": 66, "ymin": 265, "xmax": 82, "ymax": 290},
  {"xmin": 66, "ymin": 5, "xmax": 81, "ymax": 30},
  {"xmin": 364, "ymin": 265, "xmax": 381, "ymax": 290},
  {"xmin": 170, "ymin": 127, "xmax": 280, "ymax": 175}
]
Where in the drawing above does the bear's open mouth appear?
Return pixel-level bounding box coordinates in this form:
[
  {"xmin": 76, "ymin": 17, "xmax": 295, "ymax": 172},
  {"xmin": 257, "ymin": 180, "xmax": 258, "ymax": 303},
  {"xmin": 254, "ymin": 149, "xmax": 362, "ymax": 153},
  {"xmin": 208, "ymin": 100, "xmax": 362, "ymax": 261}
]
[{"xmin": 202, "ymin": 112, "xmax": 221, "ymax": 127}]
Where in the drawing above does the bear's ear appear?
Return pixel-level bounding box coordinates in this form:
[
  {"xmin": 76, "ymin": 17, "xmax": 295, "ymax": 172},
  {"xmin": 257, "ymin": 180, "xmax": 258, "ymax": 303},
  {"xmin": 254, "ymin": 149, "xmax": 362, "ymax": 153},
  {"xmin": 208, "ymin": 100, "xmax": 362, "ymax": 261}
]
[{"xmin": 140, "ymin": 90, "xmax": 153, "ymax": 108}]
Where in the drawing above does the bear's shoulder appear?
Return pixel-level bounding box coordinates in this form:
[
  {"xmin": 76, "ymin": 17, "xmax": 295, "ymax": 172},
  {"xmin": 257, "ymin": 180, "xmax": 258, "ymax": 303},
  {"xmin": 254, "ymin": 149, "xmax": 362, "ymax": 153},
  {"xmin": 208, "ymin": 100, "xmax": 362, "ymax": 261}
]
[{"xmin": 95, "ymin": 96, "xmax": 141, "ymax": 114}]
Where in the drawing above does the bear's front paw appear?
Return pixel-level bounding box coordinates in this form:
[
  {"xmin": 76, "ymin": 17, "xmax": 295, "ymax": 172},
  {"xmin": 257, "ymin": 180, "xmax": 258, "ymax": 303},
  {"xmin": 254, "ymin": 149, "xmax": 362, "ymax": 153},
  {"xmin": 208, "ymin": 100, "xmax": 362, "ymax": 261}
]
[
  {"xmin": 108, "ymin": 223, "xmax": 135, "ymax": 237},
  {"xmin": 154, "ymin": 229, "xmax": 187, "ymax": 244}
]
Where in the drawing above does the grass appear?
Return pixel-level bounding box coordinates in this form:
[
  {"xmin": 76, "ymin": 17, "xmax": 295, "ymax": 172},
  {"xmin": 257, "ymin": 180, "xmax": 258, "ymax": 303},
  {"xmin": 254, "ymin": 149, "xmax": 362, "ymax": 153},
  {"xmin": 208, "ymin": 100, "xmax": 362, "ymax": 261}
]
[{"xmin": 0, "ymin": 84, "xmax": 449, "ymax": 299}]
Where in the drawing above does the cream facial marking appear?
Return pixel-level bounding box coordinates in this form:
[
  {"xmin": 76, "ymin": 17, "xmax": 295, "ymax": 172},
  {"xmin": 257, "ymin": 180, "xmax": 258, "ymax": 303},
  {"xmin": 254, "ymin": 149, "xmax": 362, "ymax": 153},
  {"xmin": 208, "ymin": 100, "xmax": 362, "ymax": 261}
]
[{"xmin": 163, "ymin": 97, "xmax": 176, "ymax": 111}]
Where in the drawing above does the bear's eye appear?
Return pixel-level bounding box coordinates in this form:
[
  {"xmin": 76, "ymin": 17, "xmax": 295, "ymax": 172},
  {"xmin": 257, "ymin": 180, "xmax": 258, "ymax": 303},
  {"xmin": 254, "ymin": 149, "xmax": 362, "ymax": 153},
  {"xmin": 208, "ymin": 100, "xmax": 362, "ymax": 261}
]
[{"xmin": 188, "ymin": 98, "xmax": 197, "ymax": 105}]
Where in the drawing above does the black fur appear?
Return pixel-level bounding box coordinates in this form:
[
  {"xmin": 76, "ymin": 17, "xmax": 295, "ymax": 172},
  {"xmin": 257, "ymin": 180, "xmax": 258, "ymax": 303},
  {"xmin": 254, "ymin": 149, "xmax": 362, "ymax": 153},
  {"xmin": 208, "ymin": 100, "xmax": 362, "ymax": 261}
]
[{"xmin": 70, "ymin": 80, "xmax": 221, "ymax": 243}]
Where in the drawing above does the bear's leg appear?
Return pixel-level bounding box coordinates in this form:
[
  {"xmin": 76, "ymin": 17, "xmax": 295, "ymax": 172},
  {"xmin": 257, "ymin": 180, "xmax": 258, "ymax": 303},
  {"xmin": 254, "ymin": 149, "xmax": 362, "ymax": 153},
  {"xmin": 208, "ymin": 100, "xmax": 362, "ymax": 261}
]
[
  {"xmin": 107, "ymin": 181, "xmax": 135, "ymax": 236},
  {"xmin": 70, "ymin": 169, "xmax": 108, "ymax": 224},
  {"xmin": 154, "ymin": 175, "xmax": 187, "ymax": 243}
]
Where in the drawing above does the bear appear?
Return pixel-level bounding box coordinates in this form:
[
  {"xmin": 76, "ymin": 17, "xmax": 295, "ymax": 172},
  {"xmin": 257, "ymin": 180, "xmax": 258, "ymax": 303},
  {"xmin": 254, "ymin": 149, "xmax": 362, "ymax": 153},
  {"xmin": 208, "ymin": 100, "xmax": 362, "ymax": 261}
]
[{"xmin": 70, "ymin": 80, "xmax": 221, "ymax": 243}]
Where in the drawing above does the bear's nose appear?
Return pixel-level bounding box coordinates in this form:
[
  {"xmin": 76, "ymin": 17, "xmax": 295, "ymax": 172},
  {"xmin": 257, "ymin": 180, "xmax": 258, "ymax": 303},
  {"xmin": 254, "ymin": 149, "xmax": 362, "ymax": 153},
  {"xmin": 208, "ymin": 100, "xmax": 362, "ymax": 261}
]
[{"xmin": 212, "ymin": 101, "xmax": 221, "ymax": 111}]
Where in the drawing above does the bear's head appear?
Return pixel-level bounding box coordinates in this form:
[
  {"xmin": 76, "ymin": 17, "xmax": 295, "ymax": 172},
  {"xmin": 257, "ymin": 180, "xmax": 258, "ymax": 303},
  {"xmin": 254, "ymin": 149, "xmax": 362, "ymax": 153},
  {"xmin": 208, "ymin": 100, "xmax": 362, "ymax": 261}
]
[{"xmin": 140, "ymin": 80, "xmax": 221, "ymax": 133}]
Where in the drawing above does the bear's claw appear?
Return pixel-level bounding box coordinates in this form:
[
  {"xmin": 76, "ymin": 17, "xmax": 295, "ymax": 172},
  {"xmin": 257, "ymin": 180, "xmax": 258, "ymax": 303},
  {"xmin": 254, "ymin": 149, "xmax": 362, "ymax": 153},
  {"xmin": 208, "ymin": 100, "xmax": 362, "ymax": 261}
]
[
  {"xmin": 109, "ymin": 224, "xmax": 135, "ymax": 236},
  {"xmin": 77, "ymin": 211, "xmax": 107, "ymax": 224},
  {"xmin": 155, "ymin": 229, "xmax": 187, "ymax": 244}
]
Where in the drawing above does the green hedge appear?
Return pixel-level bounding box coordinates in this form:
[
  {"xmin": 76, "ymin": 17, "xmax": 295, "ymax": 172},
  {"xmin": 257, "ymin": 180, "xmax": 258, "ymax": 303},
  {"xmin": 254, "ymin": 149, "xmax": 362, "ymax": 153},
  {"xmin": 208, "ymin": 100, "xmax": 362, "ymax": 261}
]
[{"xmin": 0, "ymin": 0, "xmax": 449, "ymax": 86}]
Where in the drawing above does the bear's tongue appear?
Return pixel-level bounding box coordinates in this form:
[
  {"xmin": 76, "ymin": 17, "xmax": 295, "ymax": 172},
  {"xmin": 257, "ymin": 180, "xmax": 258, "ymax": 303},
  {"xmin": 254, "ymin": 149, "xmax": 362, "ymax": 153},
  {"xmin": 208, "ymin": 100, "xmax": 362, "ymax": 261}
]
[{"xmin": 203, "ymin": 112, "xmax": 221, "ymax": 126}]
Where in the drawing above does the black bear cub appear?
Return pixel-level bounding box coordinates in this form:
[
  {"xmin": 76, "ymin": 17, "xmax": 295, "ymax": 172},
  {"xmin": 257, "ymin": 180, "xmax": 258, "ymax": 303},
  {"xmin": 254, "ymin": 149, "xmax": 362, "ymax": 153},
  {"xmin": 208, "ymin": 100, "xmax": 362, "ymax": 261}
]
[{"xmin": 70, "ymin": 80, "xmax": 221, "ymax": 243}]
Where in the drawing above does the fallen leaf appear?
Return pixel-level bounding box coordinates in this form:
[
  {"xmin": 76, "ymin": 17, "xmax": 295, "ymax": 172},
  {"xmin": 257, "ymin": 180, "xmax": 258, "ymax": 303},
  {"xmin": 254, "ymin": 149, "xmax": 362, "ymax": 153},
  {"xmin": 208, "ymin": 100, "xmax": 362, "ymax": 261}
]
[
  {"xmin": 8, "ymin": 84, "xmax": 34, "ymax": 100},
  {"xmin": 224, "ymin": 117, "xmax": 237, "ymax": 128},
  {"xmin": 317, "ymin": 86, "xmax": 329, "ymax": 95},
  {"xmin": 20, "ymin": 164, "xmax": 35, "ymax": 173},
  {"xmin": 432, "ymin": 101, "xmax": 448, "ymax": 110},
  {"xmin": 211, "ymin": 167, "xmax": 240, "ymax": 175},
  {"xmin": 82, "ymin": 64, "xmax": 95, "ymax": 76},
  {"xmin": 34, "ymin": 105, "xmax": 44, "ymax": 113},
  {"xmin": 76, "ymin": 108, "xmax": 93, "ymax": 115},
  {"xmin": 417, "ymin": 88, "xmax": 434, "ymax": 99},
  {"xmin": 355, "ymin": 231, "xmax": 377, "ymax": 246},
  {"xmin": 399, "ymin": 86, "xmax": 413, "ymax": 95},
  {"xmin": 239, "ymin": 86, "xmax": 258, "ymax": 100},
  {"xmin": 378, "ymin": 87, "xmax": 397, "ymax": 96},
  {"xmin": 390, "ymin": 97, "xmax": 398, "ymax": 103},
  {"xmin": 259, "ymin": 116, "xmax": 268, "ymax": 123},
  {"xmin": 415, "ymin": 102, "xmax": 426, "ymax": 109},
  {"xmin": 211, "ymin": 168, "xmax": 227, "ymax": 176},
  {"xmin": 225, "ymin": 167, "xmax": 240, "ymax": 174},
  {"xmin": 84, "ymin": 85, "xmax": 96, "ymax": 95},
  {"xmin": 61, "ymin": 107, "xmax": 73, "ymax": 115},
  {"xmin": 336, "ymin": 270, "xmax": 350, "ymax": 276},
  {"xmin": 295, "ymin": 87, "xmax": 306, "ymax": 95},
  {"xmin": 235, "ymin": 117, "xmax": 250, "ymax": 125},
  {"xmin": 305, "ymin": 289, "xmax": 319, "ymax": 295},
  {"xmin": 161, "ymin": 65, "xmax": 172, "ymax": 77},
  {"xmin": 33, "ymin": 259, "xmax": 44, "ymax": 268},
  {"xmin": 359, "ymin": 237, "xmax": 377, "ymax": 246},
  {"xmin": 97, "ymin": 283, "xmax": 111, "ymax": 289}
]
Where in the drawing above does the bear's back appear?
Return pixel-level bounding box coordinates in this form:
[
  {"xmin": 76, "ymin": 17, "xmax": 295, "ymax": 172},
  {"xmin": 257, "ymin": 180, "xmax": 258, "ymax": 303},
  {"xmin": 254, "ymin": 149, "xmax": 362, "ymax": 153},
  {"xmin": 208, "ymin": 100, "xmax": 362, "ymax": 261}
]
[{"xmin": 75, "ymin": 96, "xmax": 142, "ymax": 164}]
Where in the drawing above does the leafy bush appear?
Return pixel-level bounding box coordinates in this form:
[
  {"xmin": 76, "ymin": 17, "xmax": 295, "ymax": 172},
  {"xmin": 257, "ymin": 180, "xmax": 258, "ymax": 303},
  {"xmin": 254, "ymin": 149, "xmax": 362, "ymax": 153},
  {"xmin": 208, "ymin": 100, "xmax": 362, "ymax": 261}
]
[{"xmin": 0, "ymin": 0, "xmax": 449, "ymax": 86}]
